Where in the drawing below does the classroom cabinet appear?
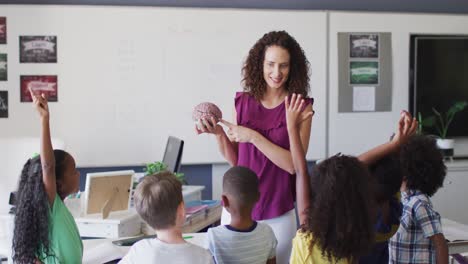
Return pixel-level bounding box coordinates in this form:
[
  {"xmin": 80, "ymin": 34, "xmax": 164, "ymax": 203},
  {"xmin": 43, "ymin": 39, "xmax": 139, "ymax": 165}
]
[{"xmin": 432, "ymin": 161, "xmax": 468, "ymax": 225}]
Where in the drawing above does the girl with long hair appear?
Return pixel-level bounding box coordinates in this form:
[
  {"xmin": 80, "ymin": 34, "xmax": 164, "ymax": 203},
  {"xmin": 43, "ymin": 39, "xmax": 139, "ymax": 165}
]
[{"xmin": 13, "ymin": 90, "xmax": 82, "ymax": 264}]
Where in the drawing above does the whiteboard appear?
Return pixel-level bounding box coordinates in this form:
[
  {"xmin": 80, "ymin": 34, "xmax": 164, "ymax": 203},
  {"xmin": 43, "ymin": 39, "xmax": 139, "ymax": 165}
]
[{"xmin": 0, "ymin": 6, "xmax": 327, "ymax": 166}]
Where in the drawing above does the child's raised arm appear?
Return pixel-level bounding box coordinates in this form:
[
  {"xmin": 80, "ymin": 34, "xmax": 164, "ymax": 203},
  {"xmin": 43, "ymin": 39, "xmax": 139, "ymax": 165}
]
[
  {"xmin": 285, "ymin": 94, "xmax": 314, "ymax": 226},
  {"xmin": 358, "ymin": 111, "xmax": 418, "ymax": 166},
  {"xmin": 30, "ymin": 88, "xmax": 56, "ymax": 205}
]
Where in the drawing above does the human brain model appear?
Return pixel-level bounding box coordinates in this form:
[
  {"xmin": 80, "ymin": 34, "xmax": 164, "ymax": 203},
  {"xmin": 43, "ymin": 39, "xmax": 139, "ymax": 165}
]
[{"xmin": 192, "ymin": 102, "xmax": 223, "ymax": 129}]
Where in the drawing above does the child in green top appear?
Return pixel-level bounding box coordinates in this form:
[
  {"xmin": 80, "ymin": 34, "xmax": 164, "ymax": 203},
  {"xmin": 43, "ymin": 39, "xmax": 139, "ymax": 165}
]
[{"xmin": 13, "ymin": 89, "xmax": 82, "ymax": 264}]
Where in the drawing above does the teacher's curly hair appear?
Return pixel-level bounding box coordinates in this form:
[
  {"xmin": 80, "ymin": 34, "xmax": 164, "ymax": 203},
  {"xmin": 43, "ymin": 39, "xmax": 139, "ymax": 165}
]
[
  {"xmin": 302, "ymin": 154, "xmax": 376, "ymax": 262},
  {"xmin": 12, "ymin": 150, "xmax": 70, "ymax": 263},
  {"xmin": 242, "ymin": 30, "xmax": 310, "ymax": 100}
]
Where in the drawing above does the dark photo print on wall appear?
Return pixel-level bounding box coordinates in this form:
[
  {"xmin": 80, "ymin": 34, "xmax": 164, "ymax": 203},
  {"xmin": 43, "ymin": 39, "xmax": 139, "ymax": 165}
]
[
  {"xmin": 0, "ymin": 17, "xmax": 6, "ymax": 44},
  {"xmin": 350, "ymin": 34, "xmax": 379, "ymax": 58},
  {"xmin": 20, "ymin": 75, "xmax": 58, "ymax": 102},
  {"xmin": 0, "ymin": 91, "xmax": 8, "ymax": 118},
  {"xmin": 0, "ymin": 54, "xmax": 6, "ymax": 81},
  {"xmin": 350, "ymin": 61, "xmax": 379, "ymax": 85},
  {"xmin": 20, "ymin": 36, "xmax": 57, "ymax": 63}
]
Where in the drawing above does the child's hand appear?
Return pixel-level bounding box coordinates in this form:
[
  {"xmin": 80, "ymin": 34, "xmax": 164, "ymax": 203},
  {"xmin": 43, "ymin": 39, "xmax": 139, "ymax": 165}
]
[
  {"xmin": 29, "ymin": 87, "xmax": 49, "ymax": 120},
  {"xmin": 285, "ymin": 93, "xmax": 314, "ymax": 130},
  {"xmin": 392, "ymin": 110, "xmax": 417, "ymax": 147}
]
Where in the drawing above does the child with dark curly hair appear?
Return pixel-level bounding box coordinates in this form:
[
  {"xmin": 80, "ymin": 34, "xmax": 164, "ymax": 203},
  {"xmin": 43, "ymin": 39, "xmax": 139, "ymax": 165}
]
[
  {"xmin": 286, "ymin": 94, "xmax": 374, "ymax": 263},
  {"xmin": 389, "ymin": 135, "xmax": 448, "ymax": 264},
  {"xmin": 357, "ymin": 111, "xmax": 418, "ymax": 264},
  {"xmin": 286, "ymin": 94, "xmax": 419, "ymax": 264},
  {"xmin": 13, "ymin": 89, "xmax": 82, "ymax": 264},
  {"xmin": 358, "ymin": 154, "xmax": 404, "ymax": 264},
  {"xmin": 197, "ymin": 31, "xmax": 313, "ymax": 263}
]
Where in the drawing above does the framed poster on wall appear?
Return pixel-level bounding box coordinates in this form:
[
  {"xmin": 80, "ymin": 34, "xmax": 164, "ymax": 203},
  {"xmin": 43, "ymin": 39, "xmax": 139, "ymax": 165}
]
[
  {"xmin": 0, "ymin": 91, "xmax": 8, "ymax": 118},
  {"xmin": 0, "ymin": 54, "xmax": 6, "ymax": 81},
  {"xmin": 20, "ymin": 75, "xmax": 58, "ymax": 102},
  {"xmin": 349, "ymin": 61, "xmax": 379, "ymax": 85},
  {"xmin": 20, "ymin": 36, "xmax": 57, "ymax": 63},
  {"xmin": 350, "ymin": 34, "xmax": 379, "ymax": 58},
  {"xmin": 0, "ymin": 17, "xmax": 6, "ymax": 44}
]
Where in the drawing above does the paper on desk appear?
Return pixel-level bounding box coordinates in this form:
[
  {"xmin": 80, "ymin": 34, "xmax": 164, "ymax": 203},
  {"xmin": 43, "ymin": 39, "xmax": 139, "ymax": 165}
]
[
  {"xmin": 83, "ymin": 240, "xmax": 127, "ymax": 264},
  {"xmin": 353, "ymin": 86, "xmax": 375, "ymax": 111},
  {"xmin": 442, "ymin": 218, "xmax": 468, "ymax": 242}
]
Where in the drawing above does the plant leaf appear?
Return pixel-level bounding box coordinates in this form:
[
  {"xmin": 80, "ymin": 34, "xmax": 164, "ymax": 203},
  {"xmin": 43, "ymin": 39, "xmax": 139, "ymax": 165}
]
[
  {"xmin": 421, "ymin": 116, "xmax": 436, "ymax": 127},
  {"xmin": 447, "ymin": 101, "xmax": 467, "ymax": 116},
  {"xmin": 432, "ymin": 107, "xmax": 442, "ymax": 117}
]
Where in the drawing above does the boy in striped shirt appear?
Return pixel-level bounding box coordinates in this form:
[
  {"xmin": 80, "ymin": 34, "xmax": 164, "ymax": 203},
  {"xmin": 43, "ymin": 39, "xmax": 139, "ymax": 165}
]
[{"xmin": 207, "ymin": 166, "xmax": 277, "ymax": 264}]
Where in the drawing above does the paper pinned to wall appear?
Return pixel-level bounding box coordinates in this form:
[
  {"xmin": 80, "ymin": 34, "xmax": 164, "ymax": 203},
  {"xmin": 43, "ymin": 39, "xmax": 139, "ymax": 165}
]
[{"xmin": 353, "ymin": 86, "xmax": 375, "ymax": 111}]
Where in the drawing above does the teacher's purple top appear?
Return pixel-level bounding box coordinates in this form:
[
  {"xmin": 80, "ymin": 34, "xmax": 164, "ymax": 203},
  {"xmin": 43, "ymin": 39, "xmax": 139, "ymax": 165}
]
[{"xmin": 235, "ymin": 92, "xmax": 313, "ymax": 220}]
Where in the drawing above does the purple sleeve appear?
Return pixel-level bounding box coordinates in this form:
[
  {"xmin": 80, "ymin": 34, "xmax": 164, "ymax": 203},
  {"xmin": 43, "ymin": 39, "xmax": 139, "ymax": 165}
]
[{"xmin": 235, "ymin": 92, "xmax": 245, "ymax": 125}]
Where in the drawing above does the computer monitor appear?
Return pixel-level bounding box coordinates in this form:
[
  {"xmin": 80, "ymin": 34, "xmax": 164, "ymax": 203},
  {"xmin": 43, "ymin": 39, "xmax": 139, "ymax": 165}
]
[
  {"xmin": 162, "ymin": 136, "xmax": 184, "ymax": 173},
  {"xmin": 84, "ymin": 170, "xmax": 134, "ymax": 219}
]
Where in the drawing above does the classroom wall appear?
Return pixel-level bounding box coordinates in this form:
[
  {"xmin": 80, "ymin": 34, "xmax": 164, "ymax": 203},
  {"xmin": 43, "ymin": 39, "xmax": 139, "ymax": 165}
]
[
  {"xmin": 2, "ymin": 0, "xmax": 468, "ymax": 14},
  {"xmin": 0, "ymin": 5, "xmax": 328, "ymax": 166},
  {"xmin": 2, "ymin": 6, "xmax": 468, "ymax": 166},
  {"xmin": 328, "ymin": 12, "xmax": 468, "ymax": 157},
  {"xmin": 2, "ymin": 7, "xmax": 468, "ymax": 215}
]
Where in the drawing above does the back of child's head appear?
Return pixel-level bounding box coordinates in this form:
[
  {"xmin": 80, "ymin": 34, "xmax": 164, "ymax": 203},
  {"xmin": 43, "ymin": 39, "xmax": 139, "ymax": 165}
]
[
  {"xmin": 370, "ymin": 154, "xmax": 403, "ymax": 204},
  {"xmin": 13, "ymin": 149, "xmax": 72, "ymax": 263},
  {"xmin": 304, "ymin": 154, "xmax": 375, "ymax": 262},
  {"xmin": 134, "ymin": 171, "xmax": 183, "ymax": 230},
  {"xmin": 400, "ymin": 135, "xmax": 447, "ymax": 196},
  {"xmin": 223, "ymin": 166, "xmax": 260, "ymax": 208}
]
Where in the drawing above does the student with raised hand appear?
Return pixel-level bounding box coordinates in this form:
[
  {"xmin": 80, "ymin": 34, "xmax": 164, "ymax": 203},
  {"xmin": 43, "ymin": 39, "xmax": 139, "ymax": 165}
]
[
  {"xmin": 356, "ymin": 111, "xmax": 418, "ymax": 264},
  {"xmin": 358, "ymin": 154, "xmax": 404, "ymax": 264},
  {"xmin": 13, "ymin": 89, "xmax": 82, "ymax": 264},
  {"xmin": 287, "ymin": 93, "xmax": 375, "ymax": 264},
  {"xmin": 197, "ymin": 31, "xmax": 313, "ymax": 263}
]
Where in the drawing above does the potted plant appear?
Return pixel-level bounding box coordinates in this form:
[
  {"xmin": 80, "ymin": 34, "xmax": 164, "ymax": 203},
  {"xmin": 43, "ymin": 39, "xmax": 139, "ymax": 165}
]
[
  {"xmin": 418, "ymin": 101, "xmax": 468, "ymax": 157},
  {"xmin": 144, "ymin": 161, "xmax": 186, "ymax": 184}
]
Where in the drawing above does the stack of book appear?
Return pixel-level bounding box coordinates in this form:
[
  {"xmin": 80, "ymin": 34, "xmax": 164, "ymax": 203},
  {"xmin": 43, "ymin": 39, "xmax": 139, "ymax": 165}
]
[{"xmin": 183, "ymin": 200, "xmax": 222, "ymax": 233}]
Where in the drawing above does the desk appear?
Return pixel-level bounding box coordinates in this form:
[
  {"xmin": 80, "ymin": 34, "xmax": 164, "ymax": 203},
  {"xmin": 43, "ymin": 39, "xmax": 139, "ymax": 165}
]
[
  {"xmin": 0, "ymin": 214, "xmax": 13, "ymax": 263},
  {"xmin": 5, "ymin": 215, "xmax": 466, "ymax": 263},
  {"xmin": 0, "ymin": 187, "xmax": 209, "ymax": 262},
  {"xmin": 142, "ymin": 201, "xmax": 222, "ymax": 234},
  {"xmin": 71, "ymin": 185, "xmax": 207, "ymax": 238},
  {"xmin": 444, "ymin": 218, "xmax": 468, "ymax": 255},
  {"xmin": 82, "ymin": 232, "xmax": 207, "ymax": 264}
]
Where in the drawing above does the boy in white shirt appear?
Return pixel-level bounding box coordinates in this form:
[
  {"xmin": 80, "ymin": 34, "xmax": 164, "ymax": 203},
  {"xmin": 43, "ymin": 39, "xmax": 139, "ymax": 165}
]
[{"xmin": 120, "ymin": 172, "xmax": 214, "ymax": 264}]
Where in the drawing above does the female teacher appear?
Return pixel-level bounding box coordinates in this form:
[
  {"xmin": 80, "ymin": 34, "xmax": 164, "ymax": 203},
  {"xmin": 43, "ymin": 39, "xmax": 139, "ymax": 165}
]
[{"xmin": 197, "ymin": 31, "xmax": 313, "ymax": 263}]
